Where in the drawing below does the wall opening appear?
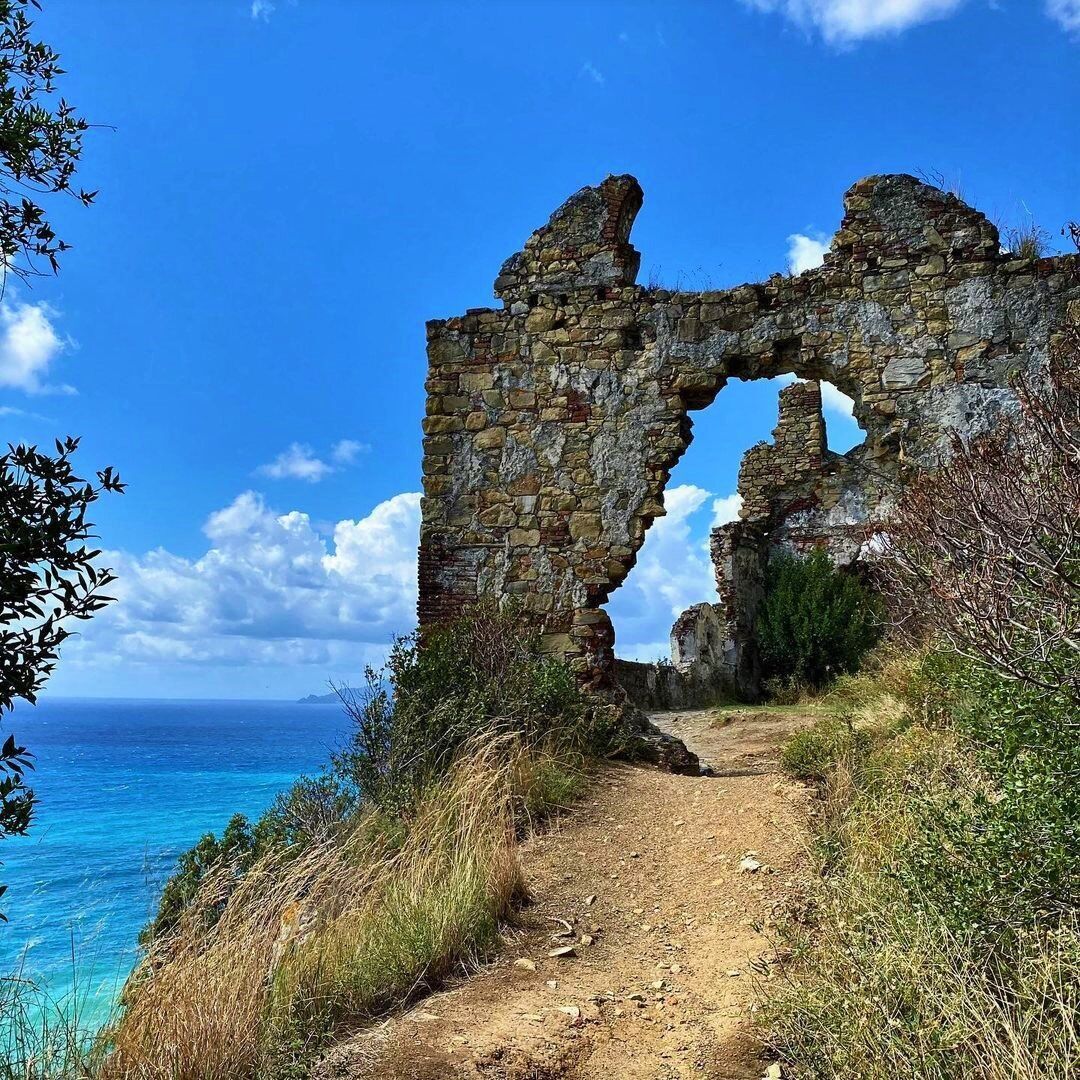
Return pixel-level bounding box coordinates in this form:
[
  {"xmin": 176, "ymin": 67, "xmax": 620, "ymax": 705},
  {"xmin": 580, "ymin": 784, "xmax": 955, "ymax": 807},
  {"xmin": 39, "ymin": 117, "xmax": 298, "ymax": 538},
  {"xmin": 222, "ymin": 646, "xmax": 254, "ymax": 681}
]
[{"xmin": 605, "ymin": 377, "xmax": 784, "ymax": 664}]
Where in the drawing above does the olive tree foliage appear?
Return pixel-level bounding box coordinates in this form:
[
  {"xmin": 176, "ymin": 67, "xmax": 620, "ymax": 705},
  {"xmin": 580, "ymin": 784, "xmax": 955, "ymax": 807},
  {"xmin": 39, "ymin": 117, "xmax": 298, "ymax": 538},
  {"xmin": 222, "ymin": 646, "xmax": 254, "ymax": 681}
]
[
  {"xmin": 877, "ymin": 325, "xmax": 1079, "ymax": 702},
  {"xmin": 0, "ymin": 0, "xmax": 95, "ymax": 285},
  {"xmin": 0, "ymin": 2, "xmax": 115, "ymax": 889},
  {"xmin": 0, "ymin": 440, "xmax": 123, "ymax": 857}
]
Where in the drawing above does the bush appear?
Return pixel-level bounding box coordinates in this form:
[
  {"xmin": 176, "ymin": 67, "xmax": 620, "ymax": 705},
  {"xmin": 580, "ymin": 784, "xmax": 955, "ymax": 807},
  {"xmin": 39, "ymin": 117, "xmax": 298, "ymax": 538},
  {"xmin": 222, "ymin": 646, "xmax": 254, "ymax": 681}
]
[
  {"xmin": 766, "ymin": 650, "xmax": 1080, "ymax": 1078},
  {"xmin": 901, "ymin": 657, "xmax": 1080, "ymax": 940},
  {"xmin": 757, "ymin": 547, "xmax": 881, "ymax": 690},
  {"xmin": 781, "ymin": 716, "xmax": 872, "ymax": 783},
  {"xmin": 333, "ymin": 602, "xmax": 612, "ymax": 815}
]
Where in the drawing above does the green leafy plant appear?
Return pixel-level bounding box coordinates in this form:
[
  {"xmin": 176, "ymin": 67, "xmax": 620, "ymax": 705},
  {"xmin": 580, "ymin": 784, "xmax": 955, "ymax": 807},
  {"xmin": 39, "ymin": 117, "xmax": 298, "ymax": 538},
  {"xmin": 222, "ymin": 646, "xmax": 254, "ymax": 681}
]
[
  {"xmin": 756, "ymin": 547, "xmax": 881, "ymax": 690},
  {"xmin": 0, "ymin": 0, "xmax": 96, "ymax": 285},
  {"xmin": 333, "ymin": 602, "xmax": 608, "ymax": 815},
  {"xmin": 0, "ymin": 439, "xmax": 122, "ymax": 914},
  {"xmin": 0, "ymin": 1, "xmax": 112, "ymax": 916}
]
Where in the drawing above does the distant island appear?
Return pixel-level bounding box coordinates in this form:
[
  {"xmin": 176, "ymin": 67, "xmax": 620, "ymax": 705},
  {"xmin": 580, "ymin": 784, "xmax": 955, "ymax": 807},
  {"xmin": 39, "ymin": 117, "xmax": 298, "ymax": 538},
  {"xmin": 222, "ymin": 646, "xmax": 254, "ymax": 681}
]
[{"xmin": 298, "ymin": 690, "xmax": 344, "ymax": 705}]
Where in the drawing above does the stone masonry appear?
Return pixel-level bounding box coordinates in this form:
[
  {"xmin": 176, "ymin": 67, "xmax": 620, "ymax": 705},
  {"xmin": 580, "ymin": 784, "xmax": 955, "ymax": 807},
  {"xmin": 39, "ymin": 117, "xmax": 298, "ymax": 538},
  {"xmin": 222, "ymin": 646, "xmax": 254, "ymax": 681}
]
[{"xmin": 418, "ymin": 173, "xmax": 1080, "ymax": 700}]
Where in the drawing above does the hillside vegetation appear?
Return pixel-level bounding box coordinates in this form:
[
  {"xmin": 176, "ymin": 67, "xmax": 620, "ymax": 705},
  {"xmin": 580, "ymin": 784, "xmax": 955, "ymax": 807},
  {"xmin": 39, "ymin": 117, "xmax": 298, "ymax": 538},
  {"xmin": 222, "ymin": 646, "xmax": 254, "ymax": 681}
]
[
  {"xmin": 764, "ymin": 330, "xmax": 1079, "ymax": 1077},
  {"xmin": 7, "ymin": 608, "xmax": 615, "ymax": 1080}
]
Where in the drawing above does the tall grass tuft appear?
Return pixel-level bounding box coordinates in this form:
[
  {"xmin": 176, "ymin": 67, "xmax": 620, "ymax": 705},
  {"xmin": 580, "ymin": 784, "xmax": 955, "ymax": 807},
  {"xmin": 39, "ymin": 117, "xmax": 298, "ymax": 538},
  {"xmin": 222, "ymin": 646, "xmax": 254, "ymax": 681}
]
[
  {"xmin": 104, "ymin": 737, "xmax": 571, "ymax": 1080},
  {"xmin": 0, "ymin": 967, "xmax": 112, "ymax": 1080},
  {"xmin": 764, "ymin": 654, "xmax": 1080, "ymax": 1079}
]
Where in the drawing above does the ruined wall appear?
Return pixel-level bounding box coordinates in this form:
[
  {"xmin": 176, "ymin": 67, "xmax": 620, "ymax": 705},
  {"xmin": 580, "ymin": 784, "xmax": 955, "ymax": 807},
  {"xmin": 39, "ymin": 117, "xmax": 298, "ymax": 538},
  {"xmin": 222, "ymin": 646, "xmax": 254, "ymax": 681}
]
[{"xmin": 418, "ymin": 173, "xmax": 1080, "ymax": 698}]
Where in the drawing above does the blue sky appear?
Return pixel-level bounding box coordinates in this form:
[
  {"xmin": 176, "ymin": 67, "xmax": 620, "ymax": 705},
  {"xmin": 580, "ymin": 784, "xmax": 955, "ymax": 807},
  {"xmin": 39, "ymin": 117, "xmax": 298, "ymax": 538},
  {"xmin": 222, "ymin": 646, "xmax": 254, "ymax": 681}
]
[{"xmin": 2, "ymin": 0, "xmax": 1077, "ymax": 698}]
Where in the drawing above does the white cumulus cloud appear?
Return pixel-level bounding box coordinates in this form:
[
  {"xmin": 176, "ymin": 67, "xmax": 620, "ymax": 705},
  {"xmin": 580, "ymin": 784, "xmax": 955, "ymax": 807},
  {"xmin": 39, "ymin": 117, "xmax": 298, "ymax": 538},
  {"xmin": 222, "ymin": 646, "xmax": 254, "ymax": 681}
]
[
  {"xmin": 772, "ymin": 372, "xmax": 856, "ymax": 424},
  {"xmin": 821, "ymin": 380, "xmax": 857, "ymax": 421},
  {"xmin": 69, "ymin": 490, "xmax": 422, "ymax": 673},
  {"xmin": 787, "ymin": 232, "xmax": 831, "ymax": 274},
  {"xmin": 0, "ymin": 298, "xmax": 71, "ymax": 394},
  {"xmin": 607, "ymin": 484, "xmax": 718, "ymax": 656},
  {"xmin": 743, "ymin": 0, "xmax": 966, "ymax": 43},
  {"xmin": 710, "ymin": 493, "xmax": 744, "ymax": 528}
]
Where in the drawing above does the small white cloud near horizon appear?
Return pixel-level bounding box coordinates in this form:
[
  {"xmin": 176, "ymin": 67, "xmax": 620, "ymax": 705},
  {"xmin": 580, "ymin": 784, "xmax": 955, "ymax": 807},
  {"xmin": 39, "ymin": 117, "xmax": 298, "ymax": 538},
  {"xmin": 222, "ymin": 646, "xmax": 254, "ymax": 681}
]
[
  {"xmin": 1047, "ymin": 0, "xmax": 1080, "ymax": 32},
  {"xmin": 0, "ymin": 298, "xmax": 72, "ymax": 395},
  {"xmin": 250, "ymin": 0, "xmax": 275, "ymax": 20},
  {"xmin": 787, "ymin": 232, "xmax": 831, "ymax": 275},
  {"xmin": 743, "ymin": 0, "xmax": 966, "ymax": 43},
  {"xmin": 581, "ymin": 61, "xmax": 605, "ymax": 84}
]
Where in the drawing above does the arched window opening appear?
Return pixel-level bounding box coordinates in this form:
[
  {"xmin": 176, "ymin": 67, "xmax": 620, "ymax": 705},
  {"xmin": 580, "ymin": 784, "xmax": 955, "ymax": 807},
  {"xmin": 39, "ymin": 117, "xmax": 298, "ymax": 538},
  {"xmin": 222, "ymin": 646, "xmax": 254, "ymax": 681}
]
[{"xmin": 606, "ymin": 377, "xmax": 784, "ymax": 664}]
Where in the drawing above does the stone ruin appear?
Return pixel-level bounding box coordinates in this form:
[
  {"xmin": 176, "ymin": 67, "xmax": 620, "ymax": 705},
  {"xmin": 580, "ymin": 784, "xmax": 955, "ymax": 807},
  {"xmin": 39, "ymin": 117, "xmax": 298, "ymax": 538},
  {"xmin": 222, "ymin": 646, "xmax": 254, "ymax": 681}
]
[{"xmin": 417, "ymin": 173, "xmax": 1080, "ymax": 705}]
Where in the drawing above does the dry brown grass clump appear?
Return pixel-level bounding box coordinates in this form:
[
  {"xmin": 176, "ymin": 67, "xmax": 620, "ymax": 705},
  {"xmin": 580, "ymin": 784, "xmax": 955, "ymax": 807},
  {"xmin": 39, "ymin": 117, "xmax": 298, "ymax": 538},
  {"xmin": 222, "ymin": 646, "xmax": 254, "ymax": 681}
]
[{"xmin": 104, "ymin": 737, "xmax": 570, "ymax": 1080}]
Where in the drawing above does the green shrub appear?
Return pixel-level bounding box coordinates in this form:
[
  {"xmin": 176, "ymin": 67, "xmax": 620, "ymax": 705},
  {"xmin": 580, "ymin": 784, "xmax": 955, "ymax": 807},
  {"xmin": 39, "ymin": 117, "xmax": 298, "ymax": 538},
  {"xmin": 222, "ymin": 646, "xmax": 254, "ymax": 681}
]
[
  {"xmin": 781, "ymin": 716, "xmax": 873, "ymax": 783},
  {"xmin": 898, "ymin": 655, "xmax": 1080, "ymax": 940},
  {"xmin": 141, "ymin": 813, "xmax": 262, "ymax": 945},
  {"xmin": 757, "ymin": 547, "xmax": 881, "ymax": 690},
  {"xmin": 333, "ymin": 602, "xmax": 612, "ymax": 814},
  {"xmin": 767, "ymin": 650, "xmax": 1080, "ymax": 1078},
  {"xmin": 144, "ymin": 603, "xmax": 606, "ymax": 947}
]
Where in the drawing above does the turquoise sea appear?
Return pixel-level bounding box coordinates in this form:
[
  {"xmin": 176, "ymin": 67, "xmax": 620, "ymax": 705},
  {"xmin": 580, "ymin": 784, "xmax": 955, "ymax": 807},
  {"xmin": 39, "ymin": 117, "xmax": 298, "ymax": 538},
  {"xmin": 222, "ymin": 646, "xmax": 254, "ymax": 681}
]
[{"xmin": 0, "ymin": 698, "xmax": 351, "ymax": 1025}]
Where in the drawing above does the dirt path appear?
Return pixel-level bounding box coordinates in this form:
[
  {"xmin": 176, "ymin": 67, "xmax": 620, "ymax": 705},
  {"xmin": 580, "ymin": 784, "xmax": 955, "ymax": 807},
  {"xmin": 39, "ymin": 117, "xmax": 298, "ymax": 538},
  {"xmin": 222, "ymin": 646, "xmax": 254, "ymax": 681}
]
[{"xmin": 317, "ymin": 706, "xmax": 816, "ymax": 1080}]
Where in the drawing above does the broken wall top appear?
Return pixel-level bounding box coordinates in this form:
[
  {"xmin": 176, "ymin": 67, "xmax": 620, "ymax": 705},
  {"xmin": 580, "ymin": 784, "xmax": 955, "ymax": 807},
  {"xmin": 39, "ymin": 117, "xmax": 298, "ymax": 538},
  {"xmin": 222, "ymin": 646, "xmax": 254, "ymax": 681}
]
[{"xmin": 419, "ymin": 172, "xmax": 1080, "ymax": 688}]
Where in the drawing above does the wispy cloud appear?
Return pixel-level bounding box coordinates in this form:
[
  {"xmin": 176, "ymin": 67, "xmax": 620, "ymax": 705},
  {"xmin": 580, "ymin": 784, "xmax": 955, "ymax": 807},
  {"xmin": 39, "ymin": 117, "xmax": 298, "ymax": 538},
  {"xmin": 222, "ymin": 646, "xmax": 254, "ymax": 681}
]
[
  {"xmin": 1047, "ymin": 0, "xmax": 1080, "ymax": 32},
  {"xmin": 0, "ymin": 404, "xmax": 53, "ymax": 421},
  {"xmin": 581, "ymin": 61, "xmax": 605, "ymax": 84},
  {"xmin": 787, "ymin": 232, "xmax": 831, "ymax": 274},
  {"xmin": 0, "ymin": 297, "xmax": 73, "ymax": 395},
  {"xmin": 742, "ymin": 0, "xmax": 966, "ymax": 44},
  {"xmin": 331, "ymin": 438, "xmax": 369, "ymax": 465},
  {"xmin": 250, "ymin": 0, "xmax": 275, "ymax": 21},
  {"xmin": 257, "ymin": 438, "xmax": 369, "ymax": 482}
]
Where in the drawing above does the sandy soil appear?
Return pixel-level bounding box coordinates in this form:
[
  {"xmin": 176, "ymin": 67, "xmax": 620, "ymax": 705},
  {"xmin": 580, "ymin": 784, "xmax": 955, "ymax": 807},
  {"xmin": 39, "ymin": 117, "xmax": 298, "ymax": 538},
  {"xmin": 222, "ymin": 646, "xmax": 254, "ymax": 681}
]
[{"xmin": 316, "ymin": 706, "xmax": 816, "ymax": 1080}]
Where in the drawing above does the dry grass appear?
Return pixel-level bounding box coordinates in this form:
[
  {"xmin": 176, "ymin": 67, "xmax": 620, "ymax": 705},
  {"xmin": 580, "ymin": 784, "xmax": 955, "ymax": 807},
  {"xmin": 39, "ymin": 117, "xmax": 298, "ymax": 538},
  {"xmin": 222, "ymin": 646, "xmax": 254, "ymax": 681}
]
[
  {"xmin": 765, "ymin": 653, "xmax": 1080, "ymax": 1078},
  {"xmin": 103, "ymin": 737, "xmax": 573, "ymax": 1080}
]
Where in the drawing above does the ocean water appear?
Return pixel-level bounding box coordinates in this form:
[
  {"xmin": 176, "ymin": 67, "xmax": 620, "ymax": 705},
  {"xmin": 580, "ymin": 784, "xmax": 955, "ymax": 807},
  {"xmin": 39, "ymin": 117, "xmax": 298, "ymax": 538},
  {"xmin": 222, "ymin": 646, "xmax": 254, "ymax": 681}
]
[{"xmin": 0, "ymin": 698, "xmax": 351, "ymax": 1024}]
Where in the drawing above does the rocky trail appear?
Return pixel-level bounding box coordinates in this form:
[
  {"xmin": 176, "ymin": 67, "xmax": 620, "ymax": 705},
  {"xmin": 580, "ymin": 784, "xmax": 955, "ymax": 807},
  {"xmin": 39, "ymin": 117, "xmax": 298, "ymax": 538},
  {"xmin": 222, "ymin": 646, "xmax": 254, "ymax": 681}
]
[{"xmin": 317, "ymin": 706, "xmax": 819, "ymax": 1080}]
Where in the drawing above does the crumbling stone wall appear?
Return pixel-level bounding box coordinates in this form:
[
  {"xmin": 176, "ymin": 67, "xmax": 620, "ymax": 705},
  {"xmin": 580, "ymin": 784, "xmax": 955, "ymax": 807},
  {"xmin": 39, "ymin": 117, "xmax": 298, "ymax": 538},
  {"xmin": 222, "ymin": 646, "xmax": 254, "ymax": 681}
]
[{"xmin": 419, "ymin": 173, "xmax": 1080, "ymax": 699}]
